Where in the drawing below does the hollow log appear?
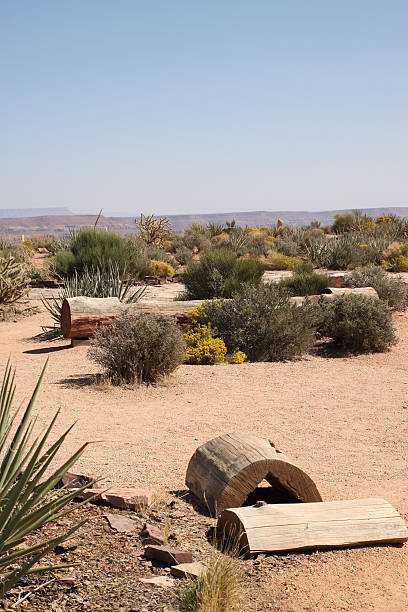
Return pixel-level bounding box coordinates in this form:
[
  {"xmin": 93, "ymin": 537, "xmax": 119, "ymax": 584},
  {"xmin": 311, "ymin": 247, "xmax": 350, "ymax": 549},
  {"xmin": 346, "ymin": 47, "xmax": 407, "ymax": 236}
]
[
  {"xmin": 185, "ymin": 433, "xmax": 322, "ymax": 517},
  {"xmin": 61, "ymin": 296, "xmax": 206, "ymax": 339},
  {"xmin": 217, "ymin": 499, "xmax": 408, "ymax": 554}
]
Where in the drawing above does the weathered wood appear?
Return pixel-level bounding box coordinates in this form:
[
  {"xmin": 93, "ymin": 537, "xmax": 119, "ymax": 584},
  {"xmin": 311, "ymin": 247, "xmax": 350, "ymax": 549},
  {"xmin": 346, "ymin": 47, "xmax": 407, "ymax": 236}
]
[
  {"xmin": 185, "ymin": 433, "xmax": 322, "ymax": 517},
  {"xmin": 323, "ymin": 287, "xmax": 379, "ymax": 299},
  {"xmin": 218, "ymin": 498, "xmax": 408, "ymax": 553},
  {"xmin": 61, "ymin": 296, "xmax": 205, "ymax": 338}
]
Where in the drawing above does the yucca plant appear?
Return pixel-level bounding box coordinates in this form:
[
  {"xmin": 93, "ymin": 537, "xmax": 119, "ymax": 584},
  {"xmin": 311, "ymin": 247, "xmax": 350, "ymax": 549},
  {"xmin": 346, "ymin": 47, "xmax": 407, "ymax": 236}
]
[
  {"xmin": 0, "ymin": 361, "xmax": 90, "ymax": 596},
  {"xmin": 42, "ymin": 261, "xmax": 146, "ymax": 330}
]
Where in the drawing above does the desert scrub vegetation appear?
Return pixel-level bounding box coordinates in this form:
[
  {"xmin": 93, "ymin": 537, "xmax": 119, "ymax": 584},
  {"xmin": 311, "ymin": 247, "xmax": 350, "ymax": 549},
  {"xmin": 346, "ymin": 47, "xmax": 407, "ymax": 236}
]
[
  {"xmin": 184, "ymin": 325, "xmax": 227, "ymax": 365},
  {"xmin": 181, "ymin": 249, "xmax": 264, "ymax": 299},
  {"xmin": 88, "ymin": 312, "xmax": 185, "ymax": 384},
  {"xmin": 279, "ymin": 269, "xmax": 330, "ymax": 296},
  {"xmin": 343, "ymin": 265, "xmax": 407, "ymax": 311},
  {"xmin": 0, "ymin": 254, "xmax": 30, "ymax": 305},
  {"xmin": 177, "ymin": 551, "xmax": 241, "ymax": 612},
  {"xmin": 191, "ymin": 284, "xmax": 319, "ymax": 362},
  {"xmin": 0, "ymin": 361, "xmax": 90, "ymax": 596},
  {"xmin": 318, "ymin": 294, "xmax": 397, "ymax": 353}
]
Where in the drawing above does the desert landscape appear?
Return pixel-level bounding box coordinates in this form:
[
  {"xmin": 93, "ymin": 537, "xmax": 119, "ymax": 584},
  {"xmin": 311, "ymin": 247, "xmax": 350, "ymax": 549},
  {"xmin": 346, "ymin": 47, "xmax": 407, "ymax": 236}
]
[{"xmin": 1, "ymin": 258, "xmax": 408, "ymax": 610}]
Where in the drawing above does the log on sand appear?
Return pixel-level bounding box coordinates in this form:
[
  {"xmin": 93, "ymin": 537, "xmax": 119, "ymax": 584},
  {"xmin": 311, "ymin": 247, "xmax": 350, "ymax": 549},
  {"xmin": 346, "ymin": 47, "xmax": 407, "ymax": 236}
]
[
  {"xmin": 61, "ymin": 296, "xmax": 205, "ymax": 339},
  {"xmin": 185, "ymin": 433, "xmax": 322, "ymax": 517},
  {"xmin": 218, "ymin": 498, "xmax": 408, "ymax": 554}
]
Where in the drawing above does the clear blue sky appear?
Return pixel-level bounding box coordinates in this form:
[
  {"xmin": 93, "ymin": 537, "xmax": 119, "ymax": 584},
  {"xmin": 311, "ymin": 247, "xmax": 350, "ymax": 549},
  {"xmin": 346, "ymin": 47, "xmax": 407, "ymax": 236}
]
[{"xmin": 1, "ymin": 1, "xmax": 407, "ymax": 216}]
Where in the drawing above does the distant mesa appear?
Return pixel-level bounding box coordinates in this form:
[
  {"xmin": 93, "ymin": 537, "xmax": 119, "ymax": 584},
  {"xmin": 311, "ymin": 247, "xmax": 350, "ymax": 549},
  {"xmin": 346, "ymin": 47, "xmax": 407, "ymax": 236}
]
[
  {"xmin": 1, "ymin": 206, "xmax": 408, "ymax": 236},
  {"xmin": 0, "ymin": 207, "xmax": 73, "ymax": 219}
]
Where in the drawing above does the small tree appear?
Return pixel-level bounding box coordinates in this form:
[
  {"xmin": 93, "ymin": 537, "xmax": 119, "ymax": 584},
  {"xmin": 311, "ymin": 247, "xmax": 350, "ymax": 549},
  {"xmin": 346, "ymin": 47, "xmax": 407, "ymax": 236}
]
[{"xmin": 135, "ymin": 213, "xmax": 173, "ymax": 247}]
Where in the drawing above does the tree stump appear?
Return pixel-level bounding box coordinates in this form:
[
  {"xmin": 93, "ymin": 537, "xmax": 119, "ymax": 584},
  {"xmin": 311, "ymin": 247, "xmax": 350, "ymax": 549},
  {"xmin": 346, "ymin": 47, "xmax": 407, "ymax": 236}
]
[{"xmin": 185, "ymin": 433, "xmax": 322, "ymax": 517}]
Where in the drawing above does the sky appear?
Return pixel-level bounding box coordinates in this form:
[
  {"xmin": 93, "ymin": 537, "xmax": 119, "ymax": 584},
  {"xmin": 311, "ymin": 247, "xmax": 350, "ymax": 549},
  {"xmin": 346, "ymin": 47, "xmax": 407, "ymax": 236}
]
[{"xmin": 1, "ymin": 1, "xmax": 408, "ymax": 217}]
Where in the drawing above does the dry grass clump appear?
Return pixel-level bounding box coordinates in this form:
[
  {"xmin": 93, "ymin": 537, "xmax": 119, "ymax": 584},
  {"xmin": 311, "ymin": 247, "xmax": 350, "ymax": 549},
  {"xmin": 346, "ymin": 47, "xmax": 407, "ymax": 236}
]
[{"xmin": 177, "ymin": 551, "xmax": 241, "ymax": 612}]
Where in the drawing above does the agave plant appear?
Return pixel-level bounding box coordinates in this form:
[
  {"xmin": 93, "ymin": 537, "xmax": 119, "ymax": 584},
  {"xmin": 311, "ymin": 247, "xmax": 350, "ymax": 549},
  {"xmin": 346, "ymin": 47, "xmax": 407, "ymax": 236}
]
[
  {"xmin": 0, "ymin": 361, "xmax": 90, "ymax": 596},
  {"xmin": 42, "ymin": 261, "xmax": 146, "ymax": 329}
]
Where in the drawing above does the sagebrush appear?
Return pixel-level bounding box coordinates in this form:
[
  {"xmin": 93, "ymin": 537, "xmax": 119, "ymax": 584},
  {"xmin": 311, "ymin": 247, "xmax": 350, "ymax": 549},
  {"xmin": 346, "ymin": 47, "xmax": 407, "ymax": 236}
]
[{"xmin": 88, "ymin": 312, "xmax": 185, "ymax": 384}]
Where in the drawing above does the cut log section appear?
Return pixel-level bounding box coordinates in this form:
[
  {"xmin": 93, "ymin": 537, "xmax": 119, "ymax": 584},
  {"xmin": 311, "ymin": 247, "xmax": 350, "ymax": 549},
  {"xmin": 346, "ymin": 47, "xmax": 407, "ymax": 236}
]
[
  {"xmin": 217, "ymin": 498, "xmax": 408, "ymax": 554},
  {"xmin": 323, "ymin": 286, "xmax": 379, "ymax": 299},
  {"xmin": 185, "ymin": 433, "xmax": 322, "ymax": 517},
  {"xmin": 61, "ymin": 296, "xmax": 206, "ymax": 339}
]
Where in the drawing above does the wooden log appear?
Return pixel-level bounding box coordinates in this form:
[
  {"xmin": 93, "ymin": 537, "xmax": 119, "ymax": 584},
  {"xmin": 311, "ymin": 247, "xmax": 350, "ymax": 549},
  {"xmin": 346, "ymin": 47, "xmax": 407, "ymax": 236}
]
[
  {"xmin": 61, "ymin": 297, "xmax": 123, "ymax": 338},
  {"xmin": 185, "ymin": 433, "xmax": 322, "ymax": 517},
  {"xmin": 217, "ymin": 498, "xmax": 408, "ymax": 554},
  {"xmin": 323, "ymin": 287, "xmax": 379, "ymax": 299},
  {"xmin": 61, "ymin": 296, "xmax": 206, "ymax": 339}
]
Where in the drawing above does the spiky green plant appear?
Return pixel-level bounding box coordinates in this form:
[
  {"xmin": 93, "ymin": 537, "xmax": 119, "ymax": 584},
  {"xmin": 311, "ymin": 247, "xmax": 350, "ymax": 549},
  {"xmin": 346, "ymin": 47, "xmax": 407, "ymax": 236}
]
[
  {"xmin": 42, "ymin": 262, "xmax": 146, "ymax": 329},
  {"xmin": 0, "ymin": 361, "xmax": 90, "ymax": 596},
  {"xmin": 0, "ymin": 255, "xmax": 31, "ymax": 305}
]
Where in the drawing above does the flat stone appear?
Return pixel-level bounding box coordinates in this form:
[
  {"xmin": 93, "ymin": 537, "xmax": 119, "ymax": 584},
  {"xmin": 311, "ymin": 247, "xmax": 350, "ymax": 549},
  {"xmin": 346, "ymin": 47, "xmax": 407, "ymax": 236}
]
[
  {"xmin": 103, "ymin": 512, "xmax": 137, "ymax": 533},
  {"xmin": 73, "ymin": 487, "xmax": 155, "ymax": 509},
  {"xmin": 140, "ymin": 523, "xmax": 165, "ymax": 545},
  {"xmin": 57, "ymin": 471, "xmax": 96, "ymax": 490},
  {"xmin": 170, "ymin": 562, "xmax": 206, "ymax": 579},
  {"xmin": 144, "ymin": 545, "xmax": 193, "ymax": 566},
  {"xmin": 102, "ymin": 488, "xmax": 155, "ymax": 510},
  {"xmin": 139, "ymin": 576, "xmax": 175, "ymax": 588}
]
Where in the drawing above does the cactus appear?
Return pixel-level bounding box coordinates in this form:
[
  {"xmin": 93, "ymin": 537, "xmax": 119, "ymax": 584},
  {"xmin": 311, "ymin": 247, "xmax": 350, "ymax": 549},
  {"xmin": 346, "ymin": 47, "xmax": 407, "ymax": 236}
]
[{"xmin": 0, "ymin": 254, "xmax": 30, "ymax": 305}]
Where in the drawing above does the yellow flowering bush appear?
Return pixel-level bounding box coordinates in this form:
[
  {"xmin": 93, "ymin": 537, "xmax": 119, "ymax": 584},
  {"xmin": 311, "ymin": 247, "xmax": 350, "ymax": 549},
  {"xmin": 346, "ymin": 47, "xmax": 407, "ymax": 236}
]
[
  {"xmin": 262, "ymin": 250, "xmax": 303, "ymax": 271},
  {"xmin": 396, "ymin": 255, "xmax": 408, "ymax": 272},
  {"xmin": 184, "ymin": 324, "xmax": 227, "ymax": 365},
  {"xmin": 150, "ymin": 260, "xmax": 175, "ymax": 278},
  {"xmin": 232, "ymin": 350, "xmax": 247, "ymax": 364}
]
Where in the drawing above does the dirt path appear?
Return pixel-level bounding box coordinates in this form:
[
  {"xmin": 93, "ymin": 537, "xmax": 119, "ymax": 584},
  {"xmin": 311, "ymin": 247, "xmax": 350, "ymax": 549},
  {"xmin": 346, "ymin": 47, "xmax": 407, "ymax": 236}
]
[{"xmin": 0, "ymin": 303, "xmax": 407, "ymax": 611}]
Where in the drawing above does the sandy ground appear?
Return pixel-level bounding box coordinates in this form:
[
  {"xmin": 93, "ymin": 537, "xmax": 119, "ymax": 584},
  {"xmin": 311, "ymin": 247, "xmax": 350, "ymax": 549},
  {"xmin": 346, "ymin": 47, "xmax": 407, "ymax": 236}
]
[{"xmin": 0, "ymin": 288, "xmax": 407, "ymax": 611}]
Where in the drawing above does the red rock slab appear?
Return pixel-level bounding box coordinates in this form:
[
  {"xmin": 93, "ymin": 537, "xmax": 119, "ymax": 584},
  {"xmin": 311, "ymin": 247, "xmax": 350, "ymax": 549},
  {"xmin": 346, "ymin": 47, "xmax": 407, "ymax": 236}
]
[{"xmin": 144, "ymin": 545, "xmax": 193, "ymax": 566}]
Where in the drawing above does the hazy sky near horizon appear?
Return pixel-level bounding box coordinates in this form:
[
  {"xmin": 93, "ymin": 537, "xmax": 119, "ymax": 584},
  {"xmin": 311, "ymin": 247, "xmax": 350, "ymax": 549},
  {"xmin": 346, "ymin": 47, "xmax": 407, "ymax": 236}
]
[{"xmin": 1, "ymin": 1, "xmax": 408, "ymax": 216}]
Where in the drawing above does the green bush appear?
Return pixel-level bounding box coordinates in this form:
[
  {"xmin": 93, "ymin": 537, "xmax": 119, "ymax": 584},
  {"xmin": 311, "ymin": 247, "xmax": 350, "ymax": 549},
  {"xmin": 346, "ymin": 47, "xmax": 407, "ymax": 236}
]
[
  {"xmin": 0, "ymin": 361, "xmax": 90, "ymax": 596},
  {"xmin": 318, "ymin": 294, "xmax": 396, "ymax": 353},
  {"xmin": 54, "ymin": 229, "xmax": 128, "ymax": 277},
  {"xmin": 88, "ymin": 312, "xmax": 185, "ymax": 384},
  {"xmin": 279, "ymin": 272, "xmax": 330, "ymax": 296},
  {"xmin": 193, "ymin": 284, "xmax": 319, "ymax": 361},
  {"xmin": 343, "ymin": 265, "xmax": 407, "ymax": 311},
  {"xmin": 181, "ymin": 249, "xmax": 264, "ymax": 299}
]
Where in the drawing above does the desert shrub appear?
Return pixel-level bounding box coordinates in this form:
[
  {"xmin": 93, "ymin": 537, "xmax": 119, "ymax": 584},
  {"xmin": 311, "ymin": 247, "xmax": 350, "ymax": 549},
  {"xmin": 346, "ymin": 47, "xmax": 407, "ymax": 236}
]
[
  {"xmin": 274, "ymin": 236, "xmax": 299, "ymax": 257},
  {"xmin": 262, "ymin": 250, "xmax": 303, "ymax": 270},
  {"xmin": 193, "ymin": 284, "xmax": 319, "ymax": 361},
  {"xmin": 232, "ymin": 350, "xmax": 247, "ymax": 364},
  {"xmin": 151, "ymin": 260, "xmax": 175, "ymax": 278},
  {"xmin": 54, "ymin": 229, "xmax": 128, "ymax": 277},
  {"xmin": 332, "ymin": 213, "xmax": 355, "ymax": 234},
  {"xmin": 0, "ymin": 254, "xmax": 30, "ymax": 305},
  {"xmin": 0, "ymin": 361, "xmax": 90, "ymax": 596},
  {"xmin": 279, "ymin": 271, "xmax": 330, "ymax": 296},
  {"xmin": 318, "ymin": 294, "xmax": 396, "ymax": 353},
  {"xmin": 181, "ymin": 249, "xmax": 264, "ymax": 299},
  {"xmin": 343, "ymin": 265, "xmax": 407, "ymax": 311},
  {"xmin": 184, "ymin": 325, "xmax": 227, "ymax": 365},
  {"xmin": 88, "ymin": 312, "xmax": 185, "ymax": 384},
  {"xmin": 175, "ymin": 246, "xmax": 193, "ymax": 265},
  {"xmin": 396, "ymin": 254, "xmax": 408, "ymax": 271}
]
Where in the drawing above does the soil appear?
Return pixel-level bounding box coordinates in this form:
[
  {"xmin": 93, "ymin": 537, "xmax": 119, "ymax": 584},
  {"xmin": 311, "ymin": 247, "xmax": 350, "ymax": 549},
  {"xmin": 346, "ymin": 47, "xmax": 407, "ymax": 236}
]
[{"xmin": 0, "ymin": 287, "xmax": 407, "ymax": 611}]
